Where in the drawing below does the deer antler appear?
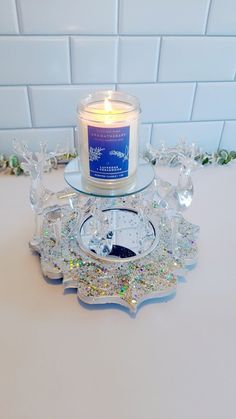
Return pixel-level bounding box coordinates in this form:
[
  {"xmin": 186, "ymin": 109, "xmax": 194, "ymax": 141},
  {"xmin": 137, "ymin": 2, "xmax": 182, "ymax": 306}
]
[
  {"xmin": 13, "ymin": 139, "xmax": 53, "ymax": 173},
  {"xmin": 13, "ymin": 139, "xmax": 33, "ymax": 164},
  {"xmin": 177, "ymin": 143, "xmax": 200, "ymax": 170}
]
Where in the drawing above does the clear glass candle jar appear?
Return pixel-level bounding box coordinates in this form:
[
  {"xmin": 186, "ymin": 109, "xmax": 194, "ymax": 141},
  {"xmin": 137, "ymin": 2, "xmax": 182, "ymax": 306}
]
[{"xmin": 76, "ymin": 91, "xmax": 141, "ymax": 191}]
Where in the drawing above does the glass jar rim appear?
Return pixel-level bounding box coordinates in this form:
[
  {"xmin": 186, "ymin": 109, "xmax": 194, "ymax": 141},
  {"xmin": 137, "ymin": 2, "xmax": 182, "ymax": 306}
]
[{"xmin": 78, "ymin": 90, "xmax": 141, "ymax": 116}]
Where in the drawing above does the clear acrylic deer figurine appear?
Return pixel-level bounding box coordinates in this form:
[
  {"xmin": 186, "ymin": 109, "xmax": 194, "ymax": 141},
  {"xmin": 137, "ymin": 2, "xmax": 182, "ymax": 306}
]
[
  {"xmin": 143, "ymin": 142, "xmax": 200, "ymax": 256},
  {"xmin": 13, "ymin": 140, "xmax": 79, "ymax": 248},
  {"xmin": 144, "ymin": 142, "xmax": 199, "ymax": 211}
]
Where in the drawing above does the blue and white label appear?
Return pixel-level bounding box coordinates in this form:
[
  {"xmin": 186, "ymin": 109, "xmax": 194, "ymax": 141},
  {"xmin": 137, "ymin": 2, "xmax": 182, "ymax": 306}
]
[{"xmin": 88, "ymin": 125, "xmax": 130, "ymax": 180}]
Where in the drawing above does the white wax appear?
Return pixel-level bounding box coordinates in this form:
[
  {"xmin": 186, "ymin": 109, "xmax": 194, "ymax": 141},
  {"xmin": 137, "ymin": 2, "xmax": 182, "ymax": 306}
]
[{"xmin": 77, "ymin": 100, "xmax": 139, "ymax": 190}]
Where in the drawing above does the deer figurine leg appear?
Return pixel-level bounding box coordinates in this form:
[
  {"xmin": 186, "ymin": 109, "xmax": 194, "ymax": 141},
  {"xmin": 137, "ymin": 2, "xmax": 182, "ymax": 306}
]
[
  {"xmin": 13, "ymin": 140, "xmax": 57, "ymax": 250},
  {"xmin": 30, "ymin": 213, "xmax": 43, "ymax": 249}
]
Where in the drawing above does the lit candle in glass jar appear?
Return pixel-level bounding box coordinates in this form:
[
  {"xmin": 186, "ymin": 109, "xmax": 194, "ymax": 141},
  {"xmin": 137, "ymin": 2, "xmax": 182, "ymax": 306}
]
[{"xmin": 77, "ymin": 91, "xmax": 141, "ymax": 191}]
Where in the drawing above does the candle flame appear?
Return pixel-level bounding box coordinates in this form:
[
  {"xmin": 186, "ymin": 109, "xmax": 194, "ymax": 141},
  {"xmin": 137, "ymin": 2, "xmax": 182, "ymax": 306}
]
[{"xmin": 104, "ymin": 97, "xmax": 112, "ymax": 113}]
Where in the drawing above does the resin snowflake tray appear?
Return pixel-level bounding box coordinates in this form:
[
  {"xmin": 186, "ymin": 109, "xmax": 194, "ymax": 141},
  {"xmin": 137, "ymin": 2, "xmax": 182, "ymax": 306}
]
[
  {"xmin": 13, "ymin": 140, "xmax": 200, "ymax": 314},
  {"xmin": 31, "ymin": 190, "xmax": 199, "ymax": 313}
]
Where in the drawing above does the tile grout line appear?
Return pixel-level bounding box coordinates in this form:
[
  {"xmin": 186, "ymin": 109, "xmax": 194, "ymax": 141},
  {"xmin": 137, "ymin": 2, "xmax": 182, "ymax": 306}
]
[
  {"xmin": 204, "ymin": 0, "xmax": 213, "ymax": 35},
  {"xmin": 115, "ymin": 38, "xmax": 119, "ymax": 90},
  {"xmin": 0, "ymin": 83, "xmax": 117, "ymax": 88},
  {"xmin": 26, "ymin": 86, "xmax": 34, "ymax": 127},
  {"xmin": 1, "ymin": 80, "xmax": 236, "ymax": 87},
  {"xmin": 189, "ymin": 83, "xmax": 198, "ymax": 120},
  {"xmin": 73, "ymin": 127, "xmax": 76, "ymax": 151},
  {"xmin": 218, "ymin": 120, "xmax": 226, "ymax": 150},
  {"xmin": 68, "ymin": 37, "xmax": 73, "ymax": 84},
  {"xmin": 14, "ymin": 0, "xmax": 22, "ymax": 33},
  {"xmin": 155, "ymin": 37, "xmax": 162, "ymax": 82},
  {"xmin": 149, "ymin": 123, "xmax": 154, "ymax": 145},
  {"xmin": 2, "ymin": 33, "xmax": 236, "ymax": 38},
  {"xmin": 116, "ymin": 0, "xmax": 120, "ymax": 35},
  {"xmin": 0, "ymin": 125, "xmax": 77, "ymax": 131},
  {"xmin": 0, "ymin": 119, "xmax": 235, "ymax": 131},
  {"xmin": 115, "ymin": 0, "xmax": 120, "ymax": 90}
]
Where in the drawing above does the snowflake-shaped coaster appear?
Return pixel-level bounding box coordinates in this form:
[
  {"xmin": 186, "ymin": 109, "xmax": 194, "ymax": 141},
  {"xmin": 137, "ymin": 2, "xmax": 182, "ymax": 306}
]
[{"xmin": 32, "ymin": 199, "xmax": 199, "ymax": 313}]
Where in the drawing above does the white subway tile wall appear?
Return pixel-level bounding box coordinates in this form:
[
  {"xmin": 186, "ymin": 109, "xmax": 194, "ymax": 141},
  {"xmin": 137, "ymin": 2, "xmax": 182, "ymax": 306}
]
[
  {"xmin": 118, "ymin": 37, "xmax": 160, "ymax": 83},
  {"xmin": 71, "ymin": 37, "xmax": 118, "ymax": 83},
  {"xmin": 18, "ymin": 0, "xmax": 118, "ymax": 34},
  {"xmin": 0, "ymin": 37, "xmax": 70, "ymax": 84},
  {"xmin": 0, "ymin": 0, "xmax": 18, "ymax": 34},
  {"xmin": 0, "ymin": 87, "xmax": 31, "ymax": 128},
  {"xmin": 119, "ymin": 0, "xmax": 209, "ymax": 35},
  {"xmin": 118, "ymin": 83, "xmax": 195, "ymax": 122},
  {"xmin": 207, "ymin": 0, "xmax": 236, "ymax": 35},
  {"xmin": 29, "ymin": 84, "xmax": 115, "ymax": 127},
  {"xmin": 192, "ymin": 83, "xmax": 236, "ymax": 121},
  {"xmin": 0, "ymin": 0, "xmax": 235, "ymax": 152},
  {"xmin": 151, "ymin": 121, "xmax": 223, "ymax": 151},
  {"xmin": 159, "ymin": 37, "xmax": 236, "ymax": 82},
  {"xmin": 0, "ymin": 128, "xmax": 74, "ymax": 154},
  {"xmin": 220, "ymin": 121, "xmax": 236, "ymax": 149}
]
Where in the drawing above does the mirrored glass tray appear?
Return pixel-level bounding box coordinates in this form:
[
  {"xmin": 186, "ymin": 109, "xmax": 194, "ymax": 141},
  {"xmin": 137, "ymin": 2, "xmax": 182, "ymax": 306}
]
[{"xmin": 64, "ymin": 157, "xmax": 155, "ymax": 197}]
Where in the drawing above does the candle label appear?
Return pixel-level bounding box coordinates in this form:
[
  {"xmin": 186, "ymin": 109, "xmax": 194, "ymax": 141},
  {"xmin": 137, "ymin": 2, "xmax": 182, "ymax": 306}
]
[{"xmin": 88, "ymin": 125, "xmax": 130, "ymax": 180}]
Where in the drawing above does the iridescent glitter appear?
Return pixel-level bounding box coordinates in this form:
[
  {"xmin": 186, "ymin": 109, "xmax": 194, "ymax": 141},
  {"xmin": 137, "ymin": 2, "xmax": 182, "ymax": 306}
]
[{"xmin": 31, "ymin": 193, "xmax": 199, "ymax": 313}]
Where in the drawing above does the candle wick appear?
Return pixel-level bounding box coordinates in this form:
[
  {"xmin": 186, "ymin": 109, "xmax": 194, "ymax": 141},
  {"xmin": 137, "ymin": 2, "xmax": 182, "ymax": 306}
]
[{"xmin": 104, "ymin": 98, "xmax": 112, "ymax": 113}]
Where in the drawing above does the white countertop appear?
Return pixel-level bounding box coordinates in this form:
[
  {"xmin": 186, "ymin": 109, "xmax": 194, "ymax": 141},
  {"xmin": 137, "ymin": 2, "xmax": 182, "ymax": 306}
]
[{"xmin": 1, "ymin": 164, "xmax": 236, "ymax": 419}]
